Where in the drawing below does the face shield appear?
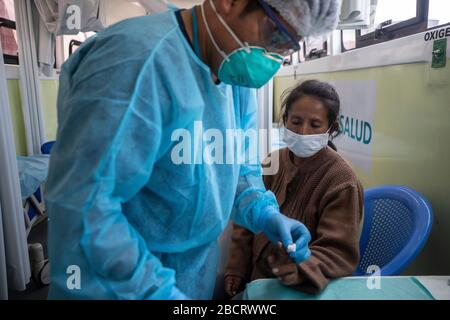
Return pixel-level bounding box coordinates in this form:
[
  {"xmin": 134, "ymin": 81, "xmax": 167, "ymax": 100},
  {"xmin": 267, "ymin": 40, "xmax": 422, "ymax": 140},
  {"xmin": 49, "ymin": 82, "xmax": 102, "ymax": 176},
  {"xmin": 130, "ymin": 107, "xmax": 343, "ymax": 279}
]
[{"xmin": 257, "ymin": 0, "xmax": 302, "ymax": 56}]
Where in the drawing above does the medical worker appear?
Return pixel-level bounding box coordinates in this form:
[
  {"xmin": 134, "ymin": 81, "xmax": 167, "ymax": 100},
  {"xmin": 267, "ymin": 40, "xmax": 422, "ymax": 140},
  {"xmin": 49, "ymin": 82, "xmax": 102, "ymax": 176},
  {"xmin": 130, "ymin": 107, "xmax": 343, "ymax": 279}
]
[{"xmin": 45, "ymin": 0, "xmax": 341, "ymax": 299}]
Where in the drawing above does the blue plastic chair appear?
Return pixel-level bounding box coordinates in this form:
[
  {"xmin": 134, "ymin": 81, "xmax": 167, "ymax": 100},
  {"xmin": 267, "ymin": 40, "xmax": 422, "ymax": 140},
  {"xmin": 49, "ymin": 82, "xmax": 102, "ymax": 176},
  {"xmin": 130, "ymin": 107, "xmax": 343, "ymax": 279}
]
[
  {"xmin": 29, "ymin": 141, "xmax": 55, "ymax": 216},
  {"xmin": 41, "ymin": 141, "xmax": 55, "ymax": 155},
  {"xmin": 24, "ymin": 142, "xmax": 55, "ymax": 228},
  {"xmin": 353, "ymin": 185, "xmax": 433, "ymax": 276}
]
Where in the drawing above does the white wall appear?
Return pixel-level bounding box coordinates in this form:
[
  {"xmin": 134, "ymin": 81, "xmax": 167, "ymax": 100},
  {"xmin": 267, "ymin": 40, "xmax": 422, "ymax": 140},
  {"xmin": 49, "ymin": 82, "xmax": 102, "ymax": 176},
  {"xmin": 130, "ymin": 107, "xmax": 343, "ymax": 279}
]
[
  {"xmin": 103, "ymin": 0, "xmax": 203, "ymax": 23},
  {"xmin": 104, "ymin": 0, "xmax": 146, "ymax": 26}
]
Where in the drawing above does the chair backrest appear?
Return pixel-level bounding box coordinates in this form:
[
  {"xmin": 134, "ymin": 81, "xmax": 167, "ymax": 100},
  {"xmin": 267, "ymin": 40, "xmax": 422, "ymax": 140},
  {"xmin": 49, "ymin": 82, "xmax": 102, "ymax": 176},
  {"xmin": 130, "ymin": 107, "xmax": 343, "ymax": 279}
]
[
  {"xmin": 41, "ymin": 141, "xmax": 55, "ymax": 155},
  {"xmin": 354, "ymin": 185, "xmax": 433, "ymax": 276}
]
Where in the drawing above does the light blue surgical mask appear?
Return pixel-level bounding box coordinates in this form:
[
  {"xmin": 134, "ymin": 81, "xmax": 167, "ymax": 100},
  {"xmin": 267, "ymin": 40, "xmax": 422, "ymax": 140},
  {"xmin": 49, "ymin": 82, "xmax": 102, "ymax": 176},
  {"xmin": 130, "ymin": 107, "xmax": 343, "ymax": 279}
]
[
  {"xmin": 201, "ymin": 0, "xmax": 284, "ymax": 89},
  {"xmin": 283, "ymin": 127, "xmax": 330, "ymax": 158}
]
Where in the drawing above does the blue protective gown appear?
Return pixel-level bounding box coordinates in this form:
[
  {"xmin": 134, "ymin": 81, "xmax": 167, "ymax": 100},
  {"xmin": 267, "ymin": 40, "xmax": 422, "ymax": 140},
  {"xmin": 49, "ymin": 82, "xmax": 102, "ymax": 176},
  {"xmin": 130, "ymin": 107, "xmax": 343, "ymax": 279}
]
[{"xmin": 45, "ymin": 10, "xmax": 278, "ymax": 300}]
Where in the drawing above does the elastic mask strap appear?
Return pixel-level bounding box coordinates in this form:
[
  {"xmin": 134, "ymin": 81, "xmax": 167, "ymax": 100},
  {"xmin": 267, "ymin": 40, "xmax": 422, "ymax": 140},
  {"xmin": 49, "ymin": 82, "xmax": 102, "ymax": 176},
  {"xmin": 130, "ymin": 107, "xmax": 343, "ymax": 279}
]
[
  {"xmin": 191, "ymin": 8, "xmax": 201, "ymax": 57},
  {"xmin": 208, "ymin": 0, "xmax": 251, "ymax": 53},
  {"xmin": 201, "ymin": 1, "xmax": 229, "ymax": 61},
  {"xmin": 264, "ymin": 51, "xmax": 284, "ymax": 63}
]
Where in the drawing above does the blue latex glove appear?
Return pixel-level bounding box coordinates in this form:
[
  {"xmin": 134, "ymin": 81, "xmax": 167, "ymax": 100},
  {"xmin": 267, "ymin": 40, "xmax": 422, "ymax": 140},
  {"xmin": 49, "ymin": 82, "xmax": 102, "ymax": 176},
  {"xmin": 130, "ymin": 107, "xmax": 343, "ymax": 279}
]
[{"xmin": 260, "ymin": 207, "xmax": 312, "ymax": 263}]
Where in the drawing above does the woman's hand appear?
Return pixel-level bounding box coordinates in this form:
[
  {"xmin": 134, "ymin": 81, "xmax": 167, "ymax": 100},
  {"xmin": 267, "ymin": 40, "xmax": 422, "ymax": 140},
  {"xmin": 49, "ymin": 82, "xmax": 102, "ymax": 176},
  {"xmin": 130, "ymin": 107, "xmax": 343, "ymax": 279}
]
[
  {"xmin": 268, "ymin": 255, "xmax": 301, "ymax": 286},
  {"xmin": 267, "ymin": 243, "xmax": 303, "ymax": 286},
  {"xmin": 224, "ymin": 275, "xmax": 244, "ymax": 297}
]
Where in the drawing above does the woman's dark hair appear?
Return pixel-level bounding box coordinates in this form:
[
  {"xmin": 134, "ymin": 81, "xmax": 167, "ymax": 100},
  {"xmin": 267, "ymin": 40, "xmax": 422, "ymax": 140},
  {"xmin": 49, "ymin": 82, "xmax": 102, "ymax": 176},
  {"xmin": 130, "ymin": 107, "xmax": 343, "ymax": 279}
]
[{"xmin": 280, "ymin": 80, "xmax": 341, "ymax": 151}]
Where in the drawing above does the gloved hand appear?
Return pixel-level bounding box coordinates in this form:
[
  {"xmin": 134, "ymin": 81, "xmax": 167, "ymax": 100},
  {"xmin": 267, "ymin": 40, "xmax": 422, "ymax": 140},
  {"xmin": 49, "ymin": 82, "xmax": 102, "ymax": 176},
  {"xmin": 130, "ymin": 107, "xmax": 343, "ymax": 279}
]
[{"xmin": 260, "ymin": 207, "xmax": 311, "ymax": 264}]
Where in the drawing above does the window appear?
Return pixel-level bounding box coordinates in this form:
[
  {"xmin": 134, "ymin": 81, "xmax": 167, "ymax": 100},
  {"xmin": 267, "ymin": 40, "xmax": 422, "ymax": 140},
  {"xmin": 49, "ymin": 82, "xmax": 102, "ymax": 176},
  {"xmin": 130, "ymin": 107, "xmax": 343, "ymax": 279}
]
[
  {"xmin": 341, "ymin": 30, "xmax": 356, "ymax": 52},
  {"xmin": 303, "ymin": 36, "xmax": 329, "ymax": 61},
  {"xmin": 342, "ymin": 0, "xmax": 450, "ymax": 50},
  {"xmin": 0, "ymin": 0, "xmax": 18, "ymax": 64},
  {"xmin": 428, "ymin": 0, "xmax": 450, "ymax": 28},
  {"xmin": 283, "ymin": 54, "xmax": 293, "ymax": 66},
  {"xmin": 356, "ymin": 0, "xmax": 429, "ymax": 48},
  {"xmin": 360, "ymin": 0, "xmax": 419, "ymax": 36},
  {"xmin": 62, "ymin": 32, "xmax": 95, "ymax": 61},
  {"xmin": 297, "ymin": 45, "xmax": 306, "ymax": 63}
]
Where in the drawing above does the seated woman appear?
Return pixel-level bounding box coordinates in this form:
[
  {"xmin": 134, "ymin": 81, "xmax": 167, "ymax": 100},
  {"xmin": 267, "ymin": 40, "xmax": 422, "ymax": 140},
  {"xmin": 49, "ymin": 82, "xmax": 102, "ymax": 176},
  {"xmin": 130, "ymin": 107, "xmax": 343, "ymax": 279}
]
[{"xmin": 224, "ymin": 80, "xmax": 364, "ymax": 296}]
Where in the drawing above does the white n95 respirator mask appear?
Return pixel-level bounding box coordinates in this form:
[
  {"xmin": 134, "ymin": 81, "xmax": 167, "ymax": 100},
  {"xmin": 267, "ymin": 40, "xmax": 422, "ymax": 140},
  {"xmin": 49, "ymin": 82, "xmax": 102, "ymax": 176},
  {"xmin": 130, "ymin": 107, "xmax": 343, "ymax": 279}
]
[{"xmin": 283, "ymin": 127, "xmax": 330, "ymax": 158}]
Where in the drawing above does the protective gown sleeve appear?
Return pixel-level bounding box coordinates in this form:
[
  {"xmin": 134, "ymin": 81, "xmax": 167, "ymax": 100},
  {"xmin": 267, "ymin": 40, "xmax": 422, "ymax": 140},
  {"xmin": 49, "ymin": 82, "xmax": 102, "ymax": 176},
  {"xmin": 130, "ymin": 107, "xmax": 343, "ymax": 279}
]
[
  {"xmin": 48, "ymin": 39, "xmax": 186, "ymax": 299},
  {"xmin": 230, "ymin": 87, "xmax": 279, "ymax": 233}
]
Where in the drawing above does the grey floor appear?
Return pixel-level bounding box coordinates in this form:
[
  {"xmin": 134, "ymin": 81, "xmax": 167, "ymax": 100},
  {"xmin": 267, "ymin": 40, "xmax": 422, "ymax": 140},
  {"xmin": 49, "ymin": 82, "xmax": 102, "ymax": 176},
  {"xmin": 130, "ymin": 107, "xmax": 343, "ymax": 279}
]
[{"xmin": 8, "ymin": 219, "xmax": 49, "ymax": 300}]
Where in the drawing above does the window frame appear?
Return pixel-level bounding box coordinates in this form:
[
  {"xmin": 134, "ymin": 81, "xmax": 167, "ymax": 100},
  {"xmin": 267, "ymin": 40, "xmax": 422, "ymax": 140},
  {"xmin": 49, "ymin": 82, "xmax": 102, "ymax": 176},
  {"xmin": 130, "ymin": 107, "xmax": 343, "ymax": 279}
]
[
  {"xmin": 341, "ymin": 30, "xmax": 356, "ymax": 53},
  {"xmin": 68, "ymin": 39, "xmax": 82, "ymax": 56},
  {"xmin": 303, "ymin": 38, "xmax": 328, "ymax": 61},
  {"xmin": 355, "ymin": 0, "xmax": 429, "ymax": 49},
  {"xmin": 0, "ymin": 16, "xmax": 18, "ymax": 65},
  {"xmin": 427, "ymin": 21, "xmax": 450, "ymax": 32}
]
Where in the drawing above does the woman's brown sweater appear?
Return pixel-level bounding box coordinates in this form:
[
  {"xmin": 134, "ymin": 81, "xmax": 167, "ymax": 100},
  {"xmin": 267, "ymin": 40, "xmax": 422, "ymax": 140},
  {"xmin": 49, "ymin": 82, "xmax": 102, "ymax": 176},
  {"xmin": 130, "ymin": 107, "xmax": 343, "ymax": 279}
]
[{"xmin": 225, "ymin": 147, "xmax": 364, "ymax": 294}]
